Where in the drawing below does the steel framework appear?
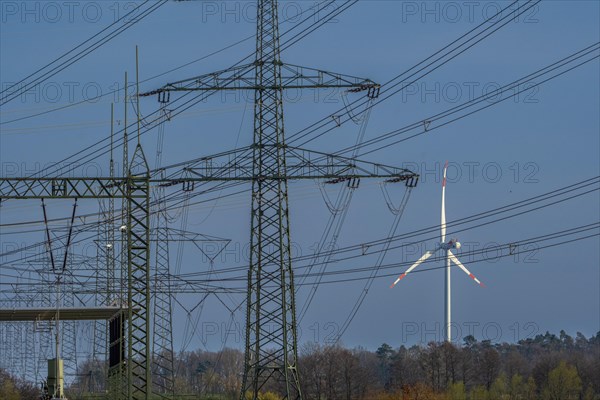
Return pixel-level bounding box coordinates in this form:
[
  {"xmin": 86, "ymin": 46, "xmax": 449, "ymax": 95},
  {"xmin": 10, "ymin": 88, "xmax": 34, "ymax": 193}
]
[
  {"xmin": 151, "ymin": 104, "xmax": 175, "ymax": 399},
  {"xmin": 0, "ymin": 146, "xmax": 151, "ymax": 400}
]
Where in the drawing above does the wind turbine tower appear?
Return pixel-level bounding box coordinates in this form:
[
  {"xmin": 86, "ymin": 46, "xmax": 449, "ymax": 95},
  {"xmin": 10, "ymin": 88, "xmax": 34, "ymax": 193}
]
[{"xmin": 391, "ymin": 162, "xmax": 485, "ymax": 342}]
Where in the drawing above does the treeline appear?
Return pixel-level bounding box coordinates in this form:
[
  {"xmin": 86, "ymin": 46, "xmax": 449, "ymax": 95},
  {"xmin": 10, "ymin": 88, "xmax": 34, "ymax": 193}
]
[
  {"xmin": 1, "ymin": 330, "xmax": 598, "ymax": 399},
  {"xmin": 165, "ymin": 330, "xmax": 600, "ymax": 399}
]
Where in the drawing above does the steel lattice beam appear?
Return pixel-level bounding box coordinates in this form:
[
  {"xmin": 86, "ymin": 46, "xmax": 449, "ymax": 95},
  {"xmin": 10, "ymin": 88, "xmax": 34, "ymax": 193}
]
[
  {"xmin": 139, "ymin": 62, "xmax": 379, "ymax": 95},
  {"xmin": 158, "ymin": 145, "xmax": 418, "ymax": 183},
  {"xmin": 0, "ymin": 178, "xmax": 129, "ymax": 199}
]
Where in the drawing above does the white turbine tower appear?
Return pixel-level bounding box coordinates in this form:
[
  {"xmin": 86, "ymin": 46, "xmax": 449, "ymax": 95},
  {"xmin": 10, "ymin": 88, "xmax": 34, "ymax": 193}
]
[{"xmin": 391, "ymin": 161, "xmax": 485, "ymax": 342}]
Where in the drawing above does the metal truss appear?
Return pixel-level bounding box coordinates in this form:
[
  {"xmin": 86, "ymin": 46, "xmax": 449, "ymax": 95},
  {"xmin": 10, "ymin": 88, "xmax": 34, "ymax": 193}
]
[
  {"xmin": 126, "ymin": 144, "xmax": 151, "ymax": 400},
  {"xmin": 157, "ymin": 145, "xmax": 417, "ymax": 183},
  {"xmin": 140, "ymin": 62, "xmax": 379, "ymax": 95}
]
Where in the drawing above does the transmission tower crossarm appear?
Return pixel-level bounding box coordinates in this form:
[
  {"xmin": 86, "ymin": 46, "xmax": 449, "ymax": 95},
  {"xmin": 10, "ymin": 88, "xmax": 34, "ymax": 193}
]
[
  {"xmin": 0, "ymin": 177, "xmax": 132, "ymax": 199},
  {"xmin": 152, "ymin": 146, "xmax": 418, "ymax": 183},
  {"xmin": 139, "ymin": 61, "xmax": 379, "ymax": 96}
]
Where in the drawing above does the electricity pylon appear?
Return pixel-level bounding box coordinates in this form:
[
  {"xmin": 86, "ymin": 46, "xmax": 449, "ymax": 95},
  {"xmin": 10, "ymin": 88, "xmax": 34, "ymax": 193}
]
[
  {"xmin": 141, "ymin": 1, "xmax": 417, "ymax": 398},
  {"xmin": 151, "ymin": 103, "xmax": 175, "ymax": 399}
]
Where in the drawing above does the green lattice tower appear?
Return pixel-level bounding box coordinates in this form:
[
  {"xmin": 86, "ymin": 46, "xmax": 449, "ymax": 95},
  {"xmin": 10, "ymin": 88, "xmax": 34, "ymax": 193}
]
[
  {"xmin": 135, "ymin": 0, "xmax": 418, "ymax": 396},
  {"xmin": 126, "ymin": 143, "xmax": 151, "ymax": 400},
  {"xmin": 151, "ymin": 105, "xmax": 175, "ymax": 399},
  {"xmin": 93, "ymin": 203, "xmax": 109, "ymax": 389},
  {"xmin": 242, "ymin": 1, "xmax": 302, "ymax": 398}
]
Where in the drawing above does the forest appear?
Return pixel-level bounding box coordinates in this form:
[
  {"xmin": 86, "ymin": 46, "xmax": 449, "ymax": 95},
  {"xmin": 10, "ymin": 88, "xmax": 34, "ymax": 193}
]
[{"xmin": 1, "ymin": 330, "xmax": 598, "ymax": 399}]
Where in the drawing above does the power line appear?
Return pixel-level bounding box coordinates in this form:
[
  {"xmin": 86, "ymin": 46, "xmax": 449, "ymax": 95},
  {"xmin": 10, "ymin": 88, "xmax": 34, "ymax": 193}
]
[
  {"xmin": 2, "ymin": 176, "xmax": 597, "ymax": 283},
  {"xmin": 1, "ymin": 0, "xmax": 353, "ymax": 185},
  {"xmin": 0, "ymin": 1, "xmax": 169, "ymax": 106},
  {"xmin": 117, "ymin": 40, "xmax": 600, "ymax": 240},
  {"xmin": 5, "ymin": 222, "xmax": 595, "ymax": 291},
  {"xmin": 345, "ymin": 43, "xmax": 600, "ymax": 157},
  {"xmin": 286, "ymin": 0, "xmax": 539, "ymax": 146},
  {"xmin": 167, "ymin": 226, "xmax": 600, "ymax": 289},
  {"xmin": 0, "ymin": 0, "xmax": 337, "ymax": 126},
  {"xmin": 161, "ymin": 176, "xmax": 600, "ymax": 279}
]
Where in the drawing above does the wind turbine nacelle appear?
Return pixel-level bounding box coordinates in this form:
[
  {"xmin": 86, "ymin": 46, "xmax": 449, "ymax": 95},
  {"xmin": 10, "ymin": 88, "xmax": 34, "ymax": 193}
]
[{"xmin": 441, "ymin": 239, "xmax": 461, "ymax": 250}]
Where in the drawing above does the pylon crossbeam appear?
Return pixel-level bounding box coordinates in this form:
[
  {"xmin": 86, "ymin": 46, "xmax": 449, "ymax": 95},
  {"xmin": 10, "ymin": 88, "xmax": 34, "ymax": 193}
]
[
  {"xmin": 139, "ymin": 61, "xmax": 379, "ymax": 94},
  {"xmin": 0, "ymin": 178, "xmax": 131, "ymax": 199},
  {"xmin": 159, "ymin": 145, "xmax": 417, "ymax": 183}
]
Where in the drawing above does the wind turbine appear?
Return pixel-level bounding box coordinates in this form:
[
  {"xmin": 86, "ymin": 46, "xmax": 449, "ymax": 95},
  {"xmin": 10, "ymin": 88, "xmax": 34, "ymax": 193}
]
[{"xmin": 391, "ymin": 161, "xmax": 485, "ymax": 342}]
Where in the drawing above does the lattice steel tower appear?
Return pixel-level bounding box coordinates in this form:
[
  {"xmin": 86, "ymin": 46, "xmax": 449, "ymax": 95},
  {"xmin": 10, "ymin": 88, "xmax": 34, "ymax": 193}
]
[
  {"xmin": 242, "ymin": 0, "xmax": 301, "ymax": 398},
  {"xmin": 139, "ymin": 0, "xmax": 418, "ymax": 397}
]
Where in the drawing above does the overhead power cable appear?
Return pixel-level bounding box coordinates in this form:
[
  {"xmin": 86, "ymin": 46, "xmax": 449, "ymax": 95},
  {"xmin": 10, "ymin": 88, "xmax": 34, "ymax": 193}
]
[
  {"xmin": 285, "ymin": 0, "xmax": 539, "ymax": 146},
  {"xmin": 0, "ymin": 1, "xmax": 169, "ymax": 106},
  {"xmin": 1, "ymin": 177, "xmax": 597, "ymax": 282},
  {"xmin": 3, "ymin": 0, "xmax": 353, "ymax": 185},
  {"xmin": 164, "ymin": 177, "xmax": 600, "ymax": 282},
  {"xmin": 166, "ymin": 224, "xmax": 600, "ymax": 289},
  {"xmin": 0, "ymin": 0, "xmax": 337, "ymax": 126},
  {"xmin": 1, "ymin": 222, "xmax": 597, "ymax": 293},
  {"xmin": 346, "ymin": 43, "xmax": 600, "ymax": 157},
  {"xmin": 138, "ymin": 41, "xmax": 600, "ymax": 232},
  {"xmin": 7, "ymin": 220, "xmax": 594, "ymax": 292}
]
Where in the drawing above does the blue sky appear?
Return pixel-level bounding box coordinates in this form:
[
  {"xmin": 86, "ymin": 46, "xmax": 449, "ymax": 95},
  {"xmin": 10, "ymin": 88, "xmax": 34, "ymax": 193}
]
[{"xmin": 0, "ymin": 0, "xmax": 599, "ymax": 355}]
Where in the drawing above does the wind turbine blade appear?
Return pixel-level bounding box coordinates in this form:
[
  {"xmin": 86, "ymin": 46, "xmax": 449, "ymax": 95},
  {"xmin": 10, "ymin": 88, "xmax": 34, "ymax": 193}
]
[
  {"xmin": 390, "ymin": 250, "xmax": 436, "ymax": 288},
  {"xmin": 441, "ymin": 161, "xmax": 448, "ymax": 243},
  {"xmin": 448, "ymin": 250, "xmax": 485, "ymax": 287}
]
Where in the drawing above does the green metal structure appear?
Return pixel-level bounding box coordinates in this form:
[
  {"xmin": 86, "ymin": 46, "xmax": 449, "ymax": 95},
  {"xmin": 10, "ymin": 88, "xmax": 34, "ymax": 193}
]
[{"xmin": 139, "ymin": 1, "xmax": 415, "ymax": 398}]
